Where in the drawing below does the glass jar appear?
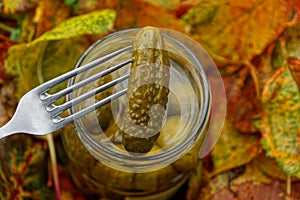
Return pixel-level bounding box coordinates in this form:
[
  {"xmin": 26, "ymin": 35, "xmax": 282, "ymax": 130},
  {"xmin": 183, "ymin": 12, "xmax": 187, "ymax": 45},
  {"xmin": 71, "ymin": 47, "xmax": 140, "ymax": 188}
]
[{"xmin": 61, "ymin": 28, "xmax": 212, "ymax": 199}]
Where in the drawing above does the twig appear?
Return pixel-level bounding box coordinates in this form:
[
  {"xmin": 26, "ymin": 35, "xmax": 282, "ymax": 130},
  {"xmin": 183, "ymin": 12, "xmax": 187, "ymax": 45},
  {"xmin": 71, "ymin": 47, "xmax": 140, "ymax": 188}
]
[
  {"xmin": 36, "ymin": 46, "xmax": 61, "ymax": 200},
  {"xmin": 47, "ymin": 134, "xmax": 61, "ymax": 200},
  {"xmin": 0, "ymin": 22, "xmax": 16, "ymax": 33},
  {"xmin": 243, "ymin": 60, "xmax": 261, "ymax": 99},
  {"xmin": 286, "ymin": 174, "xmax": 291, "ymax": 195}
]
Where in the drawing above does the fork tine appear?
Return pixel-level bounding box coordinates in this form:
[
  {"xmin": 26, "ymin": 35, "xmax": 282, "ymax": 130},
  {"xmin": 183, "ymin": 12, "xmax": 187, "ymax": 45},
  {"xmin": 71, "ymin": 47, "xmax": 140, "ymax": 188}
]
[
  {"xmin": 57, "ymin": 88, "xmax": 128, "ymax": 125},
  {"xmin": 39, "ymin": 45, "xmax": 132, "ymax": 95},
  {"xmin": 45, "ymin": 59, "xmax": 132, "ymax": 103},
  {"xmin": 51, "ymin": 73, "xmax": 130, "ymax": 114}
]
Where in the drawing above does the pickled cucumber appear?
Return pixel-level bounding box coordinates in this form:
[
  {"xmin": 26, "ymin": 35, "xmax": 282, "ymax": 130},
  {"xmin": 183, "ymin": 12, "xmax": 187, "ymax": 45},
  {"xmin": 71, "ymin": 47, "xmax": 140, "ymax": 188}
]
[
  {"xmin": 121, "ymin": 27, "xmax": 171, "ymax": 153},
  {"xmin": 95, "ymin": 72, "xmax": 113, "ymax": 130},
  {"xmin": 156, "ymin": 115, "xmax": 182, "ymax": 147}
]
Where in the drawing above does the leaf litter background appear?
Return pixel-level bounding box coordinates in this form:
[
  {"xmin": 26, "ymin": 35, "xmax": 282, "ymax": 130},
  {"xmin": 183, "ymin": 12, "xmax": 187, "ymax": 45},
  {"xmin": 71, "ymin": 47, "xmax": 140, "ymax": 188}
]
[{"xmin": 1, "ymin": 0, "xmax": 300, "ymax": 199}]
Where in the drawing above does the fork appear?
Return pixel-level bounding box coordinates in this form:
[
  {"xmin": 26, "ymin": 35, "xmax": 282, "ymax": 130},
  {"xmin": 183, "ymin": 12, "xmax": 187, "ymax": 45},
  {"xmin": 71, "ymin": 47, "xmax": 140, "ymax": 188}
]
[{"xmin": 0, "ymin": 45, "xmax": 132, "ymax": 140}]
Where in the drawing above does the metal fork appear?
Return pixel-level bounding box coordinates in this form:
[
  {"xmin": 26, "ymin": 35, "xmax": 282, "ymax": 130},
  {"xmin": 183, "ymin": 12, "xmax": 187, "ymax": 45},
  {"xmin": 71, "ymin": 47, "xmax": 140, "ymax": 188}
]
[{"xmin": 0, "ymin": 46, "xmax": 132, "ymax": 140}]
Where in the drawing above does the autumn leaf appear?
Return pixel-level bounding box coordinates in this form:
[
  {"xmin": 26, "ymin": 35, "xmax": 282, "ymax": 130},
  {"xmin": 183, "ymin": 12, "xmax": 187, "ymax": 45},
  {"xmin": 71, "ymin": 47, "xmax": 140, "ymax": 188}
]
[
  {"xmin": 35, "ymin": 9, "xmax": 116, "ymax": 42},
  {"xmin": 182, "ymin": 0, "xmax": 292, "ymax": 64},
  {"xmin": 4, "ymin": 9, "xmax": 116, "ymax": 98},
  {"xmin": 0, "ymin": 135, "xmax": 53, "ymax": 199},
  {"xmin": 284, "ymin": 23, "xmax": 300, "ymax": 60},
  {"xmin": 198, "ymin": 156, "xmax": 300, "ymax": 200},
  {"xmin": 254, "ymin": 153, "xmax": 299, "ymax": 182},
  {"xmin": 198, "ymin": 160, "xmax": 284, "ymax": 200},
  {"xmin": 221, "ymin": 67, "xmax": 260, "ymax": 134},
  {"xmin": 211, "ymin": 119, "xmax": 261, "ymax": 175},
  {"xmin": 0, "ymin": 35, "xmax": 16, "ymax": 79},
  {"xmin": 5, "ymin": 38, "xmax": 88, "ymax": 99},
  {"xmin": 144, "ymin": 0, "xmax": 181, "ymax": 10},
  {"xmin": 288, "ymin": 57, "xmax": 300, "ymax": 88},
  {"xmin": 199, "ymin": 178, "xmax": 296, "ymax": 200},
  {"xmin": 198, "ymin": 172, "xmax": 229, "ymax": 200},
  {"xmin": 144, "ymin": 0, "xmax": 203, "ymax": 11},
  {"xmin": 279, "ymin": 22, "xmax": 300, "ymax": 88},
  {"xmin": 20, "ymin": 0, "xmax": 73, "ymax": 42},
  {"xmin": 257, "ymin": 66, "xmax": 300, "ymax": 178},
  {"xmin": 2, "ymin": 0, "xmax": 39, "ymax": 15},
  {"xmin": 2, "ymin": 0, "xmax": 300, "ymax": 199},
  {"xmin": 75, "ymin": 0, "xmax": 188, "ymax": 33},
  {"xmin": 254, "ymin": 21, "xmax": 300, "ymax": 92}
]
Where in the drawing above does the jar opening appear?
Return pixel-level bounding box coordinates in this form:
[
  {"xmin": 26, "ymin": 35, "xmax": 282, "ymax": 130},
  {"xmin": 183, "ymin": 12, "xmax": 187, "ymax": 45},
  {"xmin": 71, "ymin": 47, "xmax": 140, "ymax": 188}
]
[{"xmin": 67, "ymin": 28, "xmax": 211, "ymax": 172}]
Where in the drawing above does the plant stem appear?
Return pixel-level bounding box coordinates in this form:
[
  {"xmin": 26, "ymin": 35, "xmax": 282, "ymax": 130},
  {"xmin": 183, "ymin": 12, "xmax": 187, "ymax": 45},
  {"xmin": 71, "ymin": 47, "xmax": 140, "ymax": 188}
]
[
  {"xmin": 286, "ymin": 174, "xmax": 291, "ymax": 195},
  {"xmin": 0, "ymin": 22, "xmax": 16, "ymax": 33},
  {"xmin": 35, "ymin": 43, "xmax": 61, "ymax": 199},
  {"xmin": 47, "ymin": 134, "xmax": 61, "ymax": 200}
]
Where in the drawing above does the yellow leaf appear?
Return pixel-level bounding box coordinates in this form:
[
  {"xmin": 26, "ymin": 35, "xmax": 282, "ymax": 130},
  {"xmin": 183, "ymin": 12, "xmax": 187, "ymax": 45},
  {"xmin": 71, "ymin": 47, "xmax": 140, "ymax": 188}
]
[
  {"xmin": 183, "ymin": 0, "xmax": 292, "ymax": 63},
  {"xmin": 35, "ymin": 9, "xmax": 116, "ymax": 42},
  {"xmin": 212, "ymin": 119, "xmax": 261, "ymax": 175},
  {"xmin": 259, "ymin": 67, "xmax": 300, "ymax": 178},
  {"xmin": 5, "ymin": 9, "xmax": 116, "ymax": 98}
]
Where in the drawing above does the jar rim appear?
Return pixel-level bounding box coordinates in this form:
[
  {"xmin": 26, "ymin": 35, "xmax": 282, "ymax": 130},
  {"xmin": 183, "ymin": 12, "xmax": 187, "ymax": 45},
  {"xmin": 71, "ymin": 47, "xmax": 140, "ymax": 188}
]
[{"xmin": 67, "ymin": 28, "xmax": 211, "ymax": 172}]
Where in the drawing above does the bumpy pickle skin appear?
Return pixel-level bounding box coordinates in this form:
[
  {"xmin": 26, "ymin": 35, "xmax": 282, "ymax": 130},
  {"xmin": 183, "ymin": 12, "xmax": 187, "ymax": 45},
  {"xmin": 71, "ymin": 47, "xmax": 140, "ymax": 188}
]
[{"xmin": 121, "ymin": 26, "xmax": 171, "ymax": 153}]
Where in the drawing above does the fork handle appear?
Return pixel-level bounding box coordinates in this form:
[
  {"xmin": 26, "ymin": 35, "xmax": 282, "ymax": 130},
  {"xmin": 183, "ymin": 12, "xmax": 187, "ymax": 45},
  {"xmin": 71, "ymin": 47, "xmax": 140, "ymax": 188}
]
[{"xmin": 0, "ymin": 119, "xmax": 20, "ymax": 140}]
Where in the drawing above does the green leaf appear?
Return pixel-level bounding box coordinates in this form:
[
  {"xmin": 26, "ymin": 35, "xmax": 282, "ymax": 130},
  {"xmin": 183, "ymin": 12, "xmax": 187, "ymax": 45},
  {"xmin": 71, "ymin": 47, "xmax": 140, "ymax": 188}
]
[
  {"xmin": 10, "ymin": 28, "xmax": 22, "ymax": 41},
  {"xmin": 65, "ymin": 0, "xmax": 77, "ymax": 5},
  {"xmin": 259, "ymin": 67, "xmax": 300, "ymax": 178}
]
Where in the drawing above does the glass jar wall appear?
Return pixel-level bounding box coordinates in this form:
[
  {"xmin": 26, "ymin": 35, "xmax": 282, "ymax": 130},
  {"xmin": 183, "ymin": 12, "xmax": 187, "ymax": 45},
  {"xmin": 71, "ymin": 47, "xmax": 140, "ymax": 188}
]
[{"xmin": 61, "ymin": 28, "xmax": 211, "ymax": 199}]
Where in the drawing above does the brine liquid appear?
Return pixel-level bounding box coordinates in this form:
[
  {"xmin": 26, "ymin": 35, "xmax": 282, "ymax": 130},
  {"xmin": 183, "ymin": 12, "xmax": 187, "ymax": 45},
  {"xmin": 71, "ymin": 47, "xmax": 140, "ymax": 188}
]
[{"xmin": 73, "ymin": 52, "xmax": 202, "ymax": 154}]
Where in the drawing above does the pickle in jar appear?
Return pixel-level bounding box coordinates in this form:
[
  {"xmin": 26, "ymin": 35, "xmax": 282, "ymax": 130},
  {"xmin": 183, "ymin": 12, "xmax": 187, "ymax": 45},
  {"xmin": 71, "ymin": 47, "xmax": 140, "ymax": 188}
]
[
  {"xmin": 121, "ymin": 26, "xmax": 171, "ymax": 153},
  {"xmin": 95, "ymin": 72, "xmax": 113, "ymax": 131}
]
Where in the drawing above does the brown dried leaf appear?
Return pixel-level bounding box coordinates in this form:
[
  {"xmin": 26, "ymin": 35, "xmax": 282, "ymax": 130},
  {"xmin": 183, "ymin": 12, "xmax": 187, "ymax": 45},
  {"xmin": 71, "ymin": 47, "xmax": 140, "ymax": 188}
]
[
  {"xmin": 0, "ymin": 78, "xmax": 17, "ymax": 126},
  {"xmin": 198, "ymin": 161, "xmax": 300, "ymax": 200},
  {"xmin": 199, "ymin": 179, "xmax": 299, "ymax": 200},
  {"xmin": 223, "ymin": 67, "xmax": 260, "ymax": 133}
]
